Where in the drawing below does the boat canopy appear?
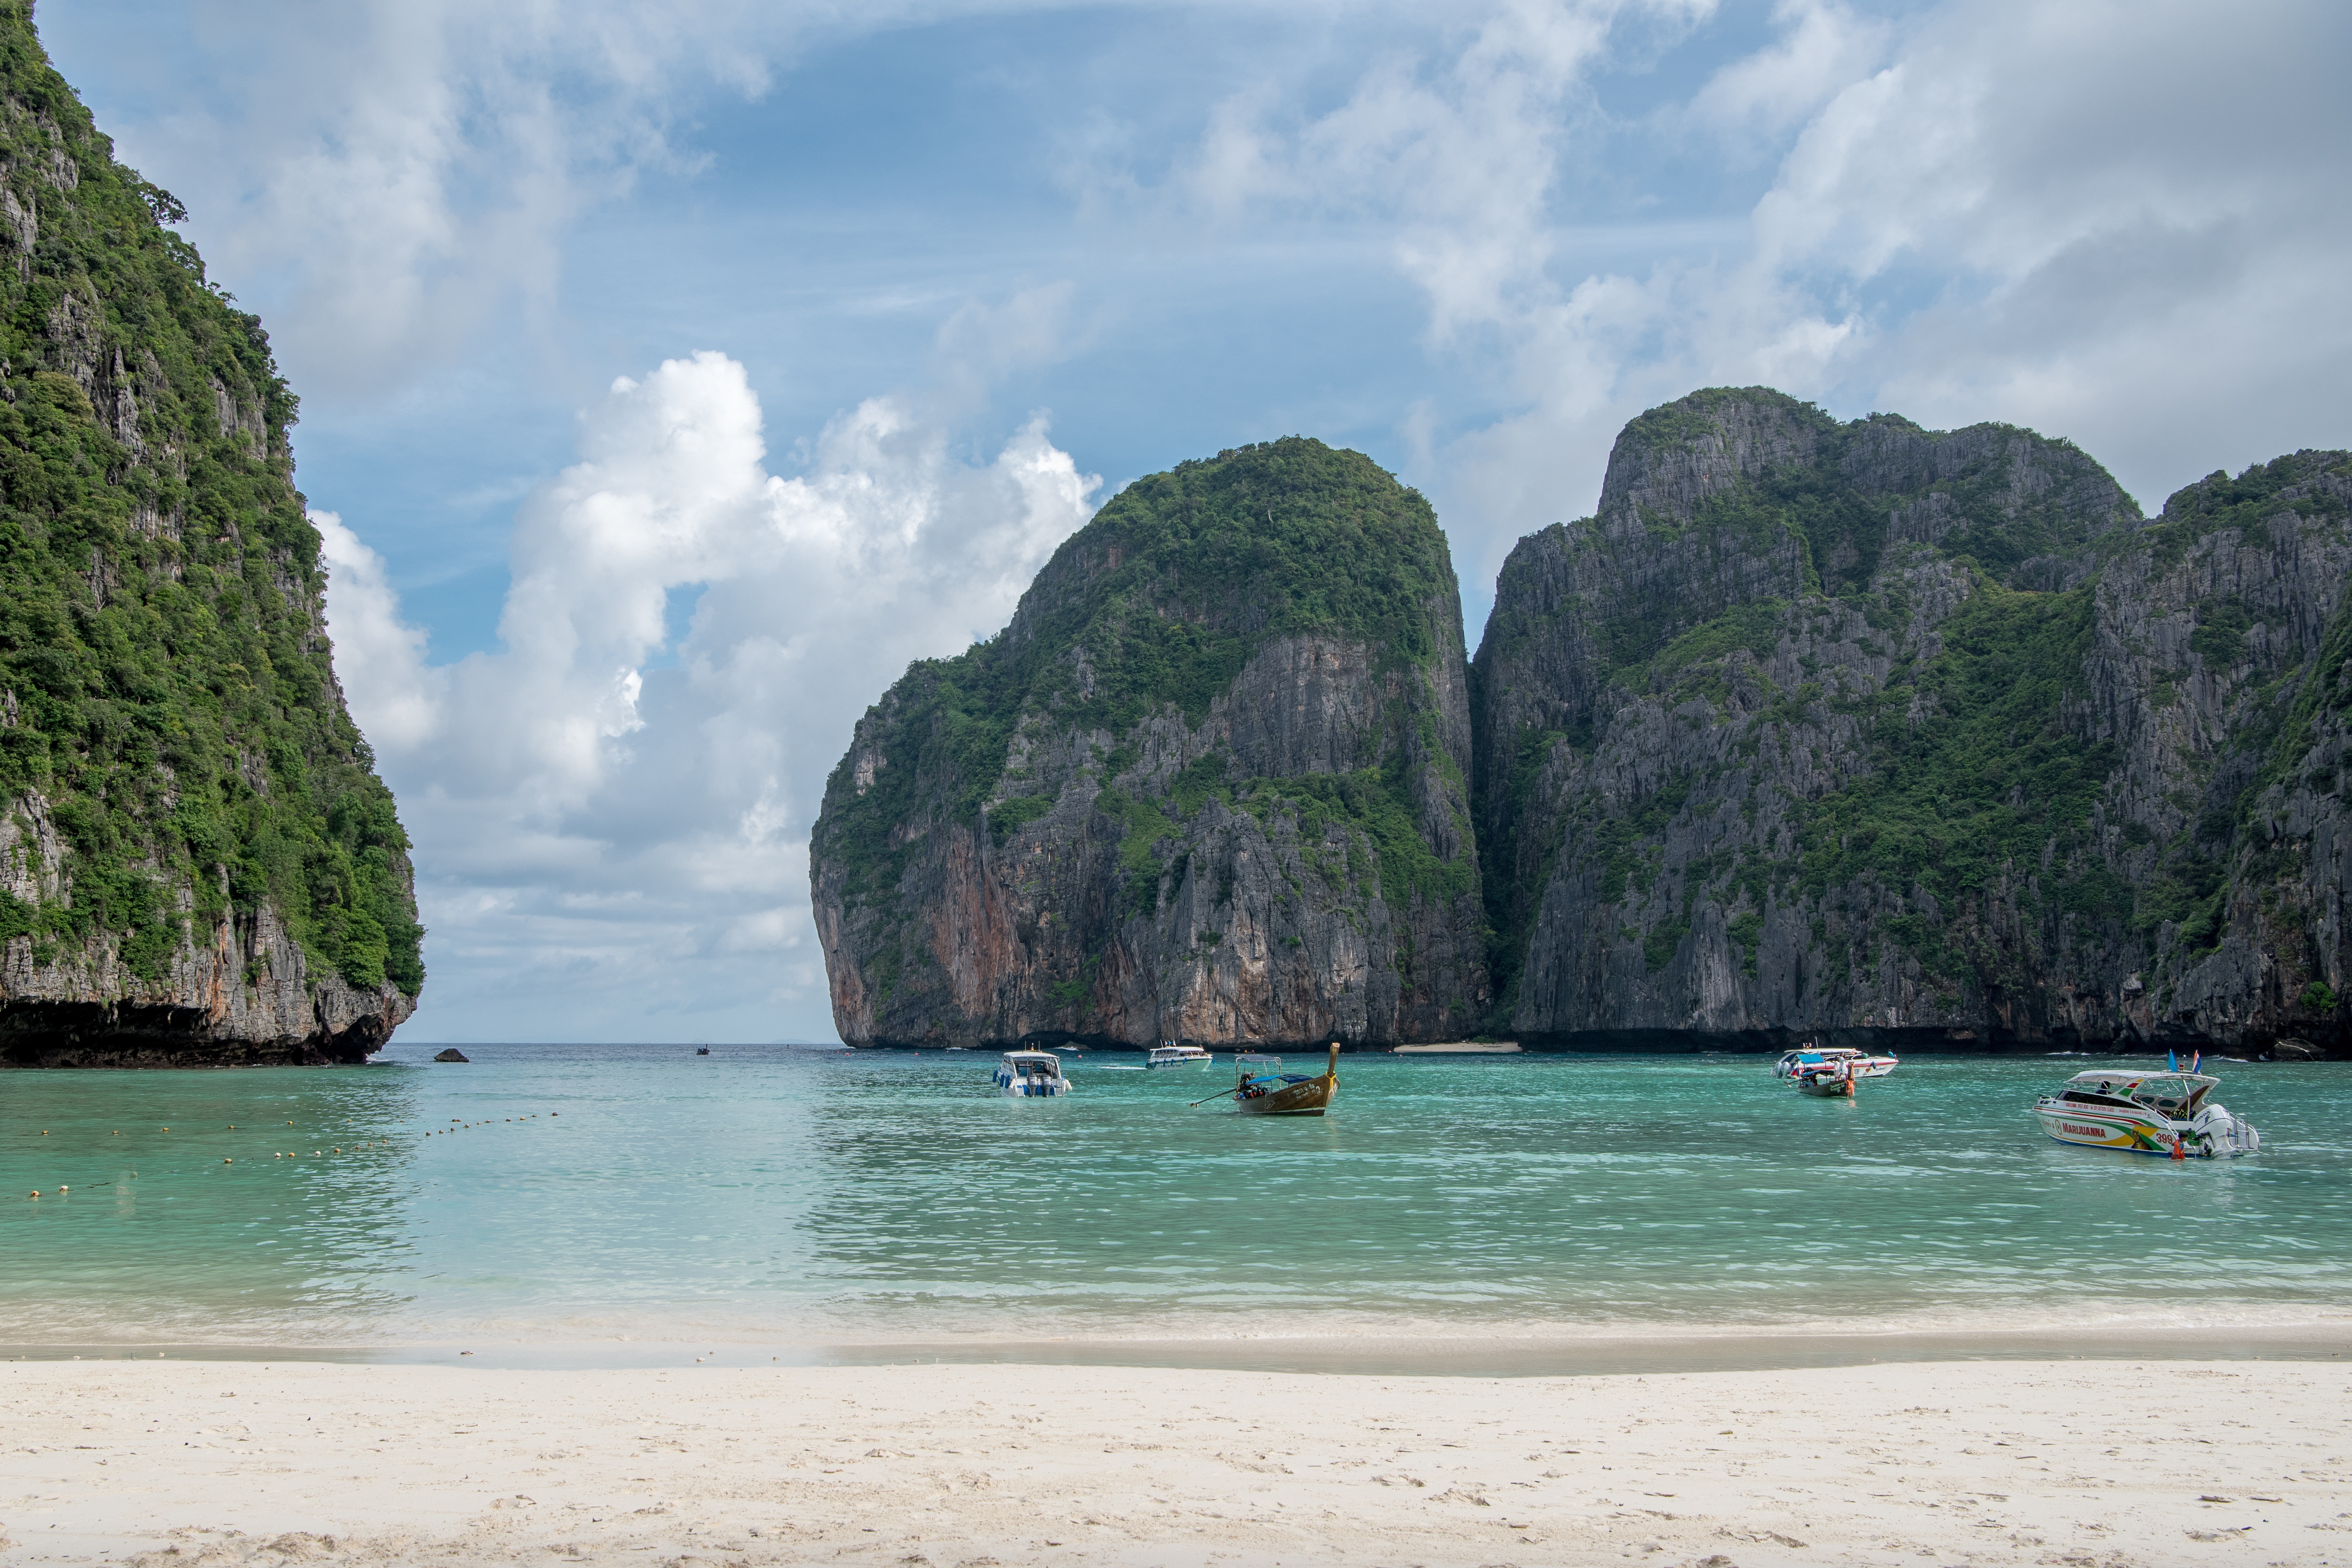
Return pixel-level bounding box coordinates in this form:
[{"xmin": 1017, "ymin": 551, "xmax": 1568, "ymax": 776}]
[
  {"xmin": 2062, "ymin": 1070, "xmax": 2217, "ymax": 1092},
  {"xmin": 1002, "ymin": 1050, "xmax": 1061, "ymax": 1064}
]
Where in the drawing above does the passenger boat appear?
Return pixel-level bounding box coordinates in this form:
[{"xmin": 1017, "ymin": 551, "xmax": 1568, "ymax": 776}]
[
  {"xmin": 1774, "ymin": 1043, "xmax": 1898, "ymax": 1079},
  {"xmin": 1793, "ymin": 1057, "xmax": 1856, "ymax": 1097},
  {"xmin": 1146, "ymin": 1042, "xmax": 1213, "ymax": 1069},
  {"xmin": 2033, "ymin": 1068, "xmax": 2259, "ymax": 1158},
  {"xmin": 1229, "ymin": 1043, "xmax": 1339, "ymax": 1116},
  {"xmin": 993, "ymin": 1050, "xmax": 1071, "ymax": 1098}
]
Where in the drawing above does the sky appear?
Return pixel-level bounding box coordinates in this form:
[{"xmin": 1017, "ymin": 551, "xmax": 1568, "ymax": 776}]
[{"xmin": 40, "ymin": 0, "xmax": 2352, "ymax": 1044}]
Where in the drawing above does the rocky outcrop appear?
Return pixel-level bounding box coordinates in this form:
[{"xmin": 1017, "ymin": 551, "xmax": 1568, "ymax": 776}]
[
  {"xmin": 0, "ymin": 1, "xmax": 420, "ymax": 1066},
  {"xmin": 1473, "ymin": 387, "xmax": 2351, "ymax": 1055},
  {"xmin": 812, "ymin": 437, "xmax": 1486, "ymax": 1048}
]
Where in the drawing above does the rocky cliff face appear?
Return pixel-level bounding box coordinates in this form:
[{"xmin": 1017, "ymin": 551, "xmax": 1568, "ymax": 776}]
[
  {"xmin": 811, "ymin": 437, "xmax": 1486, "ymax": 1048},
  {"xmin": 1473, "ymin": 387, "xmax": 2350, "ymax": 1055},
  {"xmin": 0, "ymin": 1, "xmax": 421, "ymax": 1066}
]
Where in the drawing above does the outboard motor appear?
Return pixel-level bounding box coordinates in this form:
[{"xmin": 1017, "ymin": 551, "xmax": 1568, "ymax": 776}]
[{"xmin": 2193, "ymin": 1104, "xmax": 2256, "ymax": 1157}]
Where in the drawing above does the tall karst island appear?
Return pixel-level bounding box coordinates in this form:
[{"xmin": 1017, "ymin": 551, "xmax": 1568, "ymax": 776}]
[
  {"xmin": 813, "ymin": 439, "xmax": 1488, "ymax": 1048},
  {"xmin": 816, "ymin": 394, "xmax": 2350, "ymax": 1057},
  {"xmin": 0, "ymin": 2, "xmax": 423, "ymax": 1066}
]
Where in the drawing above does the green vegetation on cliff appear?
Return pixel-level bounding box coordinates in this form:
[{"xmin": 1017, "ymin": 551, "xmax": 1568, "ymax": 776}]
[
  {"xmin": 0, "ymin": 2, "xmax": 420, "ymax": 994},
  {"xmin": 820, "ymin": 437, "xmax": 1459, "ymax": 907}
]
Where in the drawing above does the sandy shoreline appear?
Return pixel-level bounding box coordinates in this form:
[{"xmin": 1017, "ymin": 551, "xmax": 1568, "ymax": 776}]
[{"xmin": 6, "ymin": 1359, "xmax": 2349, "ymax": 1567}]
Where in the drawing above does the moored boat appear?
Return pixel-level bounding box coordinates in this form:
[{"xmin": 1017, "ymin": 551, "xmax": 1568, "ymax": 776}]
[
  {"xmin": 1794, "ymin": 1058, "xmax": 1856, "ymax": 1097},
  {"xmin": 1774, "ymin": 1043, "xmax": 1898, "ymax": 1080},
  {"xmin": 1146, "ymin": 1042, "xmax": 1213, "ymax": 1069},
  {"xmin": 2032, "ymin": 1068, "xmax": 2259, "ymax": 1157},
  {"xmin": 994, "ymin": 1050, "xmax": 1071, "ymax": 1098},
  {"xmin": 1228, "ymin": 1043, "xmax": 1339, "ymax": 1116}
]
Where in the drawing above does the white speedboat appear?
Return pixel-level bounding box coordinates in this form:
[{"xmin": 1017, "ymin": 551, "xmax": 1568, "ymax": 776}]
[
  {"xmin": 994, "ymin": 1050, "xmax": 1071, "ymax": 1098},
  {"xmin": 2033, "ymin": 1068, "xmax": 2259, "ymax": 1158},
  {"xmin": 1774, "ymin": 1044, "xmax": 1898, "ymax": 1080},
  {"xmin": 1146, "ymin": 1043, "xmax": 1213, "ymax": 1069}
]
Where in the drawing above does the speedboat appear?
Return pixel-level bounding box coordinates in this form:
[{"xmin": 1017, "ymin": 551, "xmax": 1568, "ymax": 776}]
[
  {"xmin": 2033, "ymin": 1068, "xmax": 2259, "ymax": 1158},
  {"xmin": 1146, "ymin": 1043, "xmax": 1213, "ymax": 1069},
  {"xmin": 1774, "ymin": 1045, "xmax": 1898, "ymax": 1080},
  {"xmin": 994, "ymin": 1050, "xmax": 1071, "ymax": 1098}
]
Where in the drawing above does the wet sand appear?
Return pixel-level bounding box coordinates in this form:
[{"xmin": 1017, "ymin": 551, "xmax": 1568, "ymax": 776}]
[{"xmin": 4, "ymin": 1356, "xmax": 2348, "ymax": 1565}]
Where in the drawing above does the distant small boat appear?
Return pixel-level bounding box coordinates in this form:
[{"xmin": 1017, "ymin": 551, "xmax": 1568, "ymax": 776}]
[
  {"xmin": 1146, "ymin": 1043, "xmax": 1213, "ymax": 1069},
  {"xmin": 695, "ymin": 1047, "xmax": 710, "ymax": 1055},
  {"xmin": 1794, "ymin": 1058, "xmax": 1856, "ymax": 1098},
  {"xmin": 2034, "ymin": 1067, "xmax": 2259, "ymax": 1157},
  {"xmin": 994, "ymin": 1050, "xmax": 1071, "ymax": 1098},
  {"xmin": 1774, "ymin": 1044, "xmax": 1897, "ymax": 1080},
  {"xmin": 1229, "ymin": 1043, "xmax": 1338, "ymax": 1116}
]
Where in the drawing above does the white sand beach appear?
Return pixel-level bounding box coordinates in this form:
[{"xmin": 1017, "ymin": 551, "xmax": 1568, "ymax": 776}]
[{"xmin": 5, "ymin": 1357, "xmax": 2347, "ymax": 1566}]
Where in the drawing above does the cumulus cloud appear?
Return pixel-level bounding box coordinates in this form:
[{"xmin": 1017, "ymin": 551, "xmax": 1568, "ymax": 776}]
[
  {"xmin": 101, "ymin": 0, "xmax": 1125, "ymax": 397},
  {"xmin": 327, "ymin": 352, "xmax": 1098, "ymax": 1039},
  {"xmin": 1111, "ymin": 0, "xmax": 2352, "ymax": 604}
]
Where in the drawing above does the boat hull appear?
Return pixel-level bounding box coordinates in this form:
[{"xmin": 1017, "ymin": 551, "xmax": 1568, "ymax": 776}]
[
  {"xmin": 1235, "ymin": 1077, "xmax": 1334, "ymax": 1115},
  {"xmin": 998, "ymin": 1076, "xmax": 1069, "ymax": 1098},
  {"xmin": 2032, "ymin": 1101, "xmax": 2265, "ymax": 1157},
  {"xmin": 2034, "ymin": 1103, "xmax": 2177, "ymax": 1153},
  {"xmin": 1795, "ymin": 1073, "xmax": 1854, "ymax": 1098}
]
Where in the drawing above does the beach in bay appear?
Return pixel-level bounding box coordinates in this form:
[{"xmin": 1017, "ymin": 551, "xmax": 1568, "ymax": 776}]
[{"xmin": 7, "ymin": 1046, "xmax": 2352, "ymax": 1561}]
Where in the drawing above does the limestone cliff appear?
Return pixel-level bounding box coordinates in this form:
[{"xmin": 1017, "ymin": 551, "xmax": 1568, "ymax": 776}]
[
  {"xmin": 1473, "ymin": 387, "xmax": 2350, "ymax": 1055},
  {"xmin": 0, "ymin": 1, "xmax": 422, "ymax": 1066},
  {"xmin": 811, "ymin": 437, "xmax": 1486, "ymax": 1048}
]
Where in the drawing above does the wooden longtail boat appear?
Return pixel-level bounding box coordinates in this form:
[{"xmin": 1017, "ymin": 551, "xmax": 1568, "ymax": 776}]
[
  {"xmin": 1233, "ymin": 1043, "xmax": 1340, "ymax": 1116},
  {"xmin": 1795, "ymin": 1058, "xmax": 1855, "ymax": 1097}
]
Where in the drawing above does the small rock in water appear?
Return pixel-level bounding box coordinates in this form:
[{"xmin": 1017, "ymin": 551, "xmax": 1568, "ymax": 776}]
[{"xmin": 434, "ymin": 1048, "xmax": 470, "ymax": 1063}]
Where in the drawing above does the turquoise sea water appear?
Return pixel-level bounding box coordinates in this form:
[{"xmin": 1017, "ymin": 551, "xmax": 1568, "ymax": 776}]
[{"xmin": 5, "ymin": 1043, "xmax": 2350, "ymax": 1358}]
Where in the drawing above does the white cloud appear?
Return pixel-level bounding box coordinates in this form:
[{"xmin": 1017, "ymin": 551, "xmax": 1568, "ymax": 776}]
[
  {"xmin": 317, "ymin": 511, "xmax": 440, "ymax": 755},
  {"xmin": 1197, "ymin": 0, "xmax": 2352, "ymax": 602},
  {"xmin": 100, "ymin": 0, "xmax": 1129, "ymax": 398},
  {"xmin": 328, "ymin": 352, "xmax": 1098, "ymax": 1040}
]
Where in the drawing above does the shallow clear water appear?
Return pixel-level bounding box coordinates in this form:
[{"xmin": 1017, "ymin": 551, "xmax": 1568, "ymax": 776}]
[{"xmin": 5, "ymin": 1043, "xmax": 2349, "ymax": 1351}]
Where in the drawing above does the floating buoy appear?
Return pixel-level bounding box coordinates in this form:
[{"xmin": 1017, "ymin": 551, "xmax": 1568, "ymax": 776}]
[{"xmin": 58, "ymin": 1184, "xmax": 67, "ymax": 1192}]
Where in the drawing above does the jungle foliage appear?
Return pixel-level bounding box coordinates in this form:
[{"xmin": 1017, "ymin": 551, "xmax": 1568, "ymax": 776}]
[
  {"xmin": 818, "ymin": 437, "xmax": 1463, "ymax": 908},
  {"xmin": 0, "ymin": 3, "xmax": 421, "ymax": 994}
]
